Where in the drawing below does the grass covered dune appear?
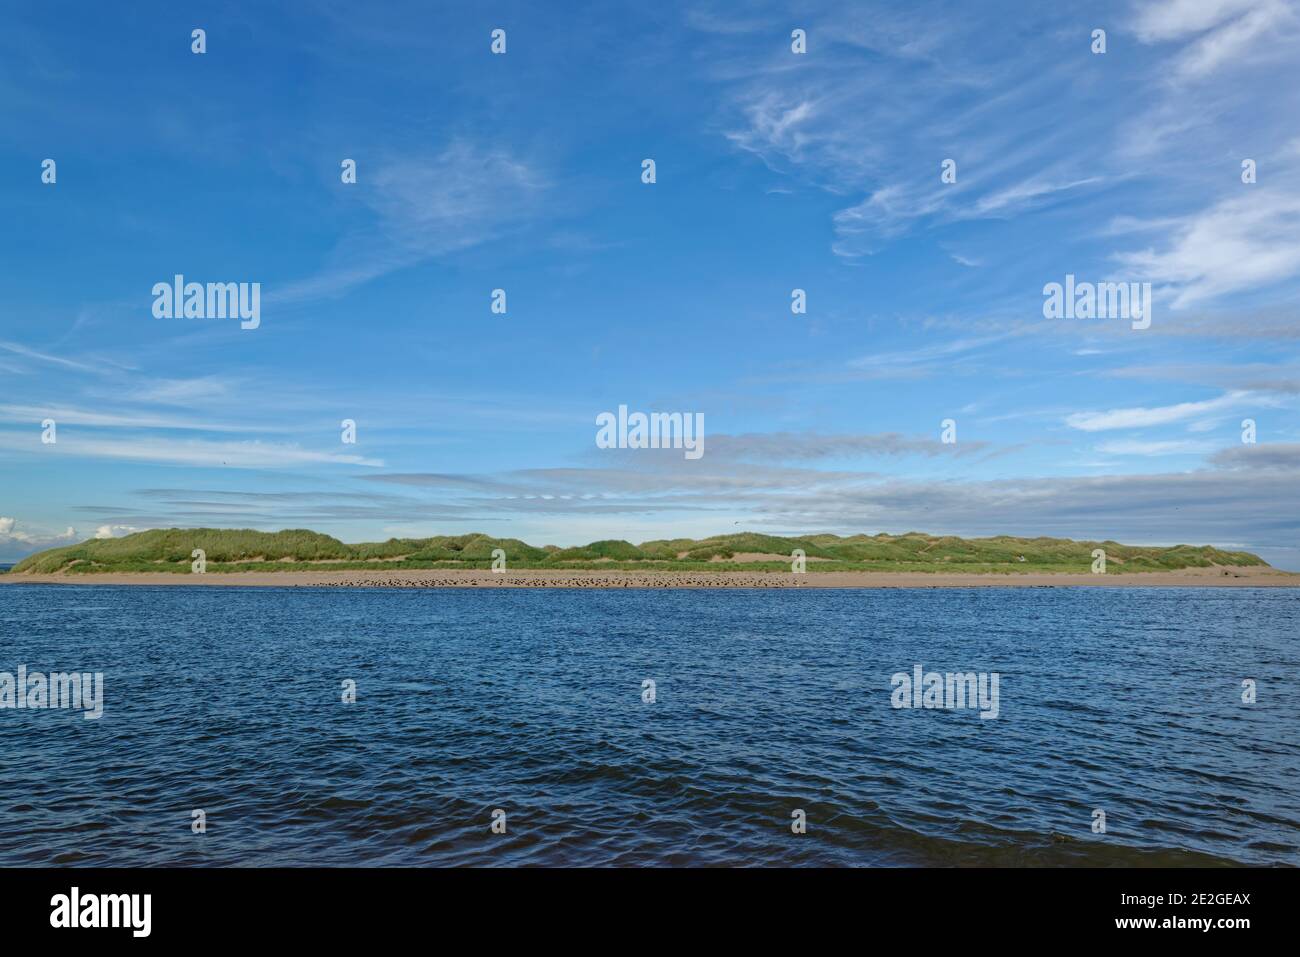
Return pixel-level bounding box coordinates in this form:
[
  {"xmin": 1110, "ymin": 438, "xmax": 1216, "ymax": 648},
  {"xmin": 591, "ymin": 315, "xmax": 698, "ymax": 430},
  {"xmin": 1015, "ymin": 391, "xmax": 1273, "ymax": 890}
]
[{"xmin": 8, "ymin": 528, "xmax": 1270, "ymax": 576}]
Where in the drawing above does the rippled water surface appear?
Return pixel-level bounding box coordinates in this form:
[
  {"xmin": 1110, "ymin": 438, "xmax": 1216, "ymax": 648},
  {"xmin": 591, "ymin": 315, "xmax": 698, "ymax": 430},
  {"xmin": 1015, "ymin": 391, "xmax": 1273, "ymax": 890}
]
[{"xmin": 1, "ymin": 585, "xmax": 1297, "ymax": 866}]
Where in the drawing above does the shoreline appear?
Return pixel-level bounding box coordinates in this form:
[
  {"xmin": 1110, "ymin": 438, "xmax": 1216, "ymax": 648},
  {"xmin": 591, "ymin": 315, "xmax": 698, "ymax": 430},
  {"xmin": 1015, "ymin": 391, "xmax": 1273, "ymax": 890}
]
[{"xmin": 2, "ymin": 566, "xmax": 1297, "ymax": 588}]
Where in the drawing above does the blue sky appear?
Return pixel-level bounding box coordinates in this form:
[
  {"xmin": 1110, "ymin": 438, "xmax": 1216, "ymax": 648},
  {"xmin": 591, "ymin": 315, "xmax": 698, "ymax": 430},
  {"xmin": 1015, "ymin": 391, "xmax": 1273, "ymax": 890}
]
[{"xmin": 3, "ymin": 0, "xmax": 1299, "ymax": 566}]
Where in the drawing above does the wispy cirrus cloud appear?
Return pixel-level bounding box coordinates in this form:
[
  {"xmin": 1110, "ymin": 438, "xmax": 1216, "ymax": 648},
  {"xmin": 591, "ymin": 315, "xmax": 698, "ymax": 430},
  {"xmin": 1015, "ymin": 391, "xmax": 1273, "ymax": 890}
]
[
  {"xmin": 969, "ymin": 176, "xmax": 1103, "ymax": 216},
  {"xmin": 0, "ymin": 340, "xmax": 106, "ymax": 373},
  {"xmin": 1094, "ymin": 438, "xmax": 1219, "ymax": 456},
  {"xmin": 0, "ymin": 403, "xmax": 275, "ymax": 433},
  {"xmin": 1065, "ymin": 392, "xmax": 1254, "ymax": 431},
  {"xmin": 271, "ymin": 140, "xmax": 548, "ymax": 305},
  {"xmin": 1114, "ymin": 189, "xmax": 1300, "ymax": 308},
  {"xmin": 706, "ymin": 0, "xmax": 1300, "ymax": 327},
  {"xmin": 0, "ymin": 432, "xmax": 383, "ymax": 469},
  {"xmin": 1132, "ymin": 0, "xmax": 1298, "ymax": 81},
  {"xmin": 710, "ymin": 6, "xmax": 1115, "ymax": 257}
]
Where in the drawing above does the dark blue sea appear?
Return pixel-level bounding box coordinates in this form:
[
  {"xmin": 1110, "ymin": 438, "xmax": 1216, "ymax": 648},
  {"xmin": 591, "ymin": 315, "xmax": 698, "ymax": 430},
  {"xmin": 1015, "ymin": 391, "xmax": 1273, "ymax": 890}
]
[{"xmin": 1, "ymin": 585, "xmax": 1296, "ymax": 866}]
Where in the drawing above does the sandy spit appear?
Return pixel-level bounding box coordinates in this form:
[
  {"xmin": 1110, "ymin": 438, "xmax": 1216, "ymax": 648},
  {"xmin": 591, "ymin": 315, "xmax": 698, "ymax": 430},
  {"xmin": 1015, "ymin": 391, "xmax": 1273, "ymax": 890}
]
[{"xmin": 2, "ymin": 565, "xmax": 1297, "ymax": 589}]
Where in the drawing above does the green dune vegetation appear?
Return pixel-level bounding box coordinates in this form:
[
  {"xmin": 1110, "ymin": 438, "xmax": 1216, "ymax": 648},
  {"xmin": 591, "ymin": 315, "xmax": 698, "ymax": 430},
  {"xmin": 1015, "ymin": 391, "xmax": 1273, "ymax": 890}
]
[{"xmin": 7, "ymin": 527, "xmax": 1269, "ymax": 575}]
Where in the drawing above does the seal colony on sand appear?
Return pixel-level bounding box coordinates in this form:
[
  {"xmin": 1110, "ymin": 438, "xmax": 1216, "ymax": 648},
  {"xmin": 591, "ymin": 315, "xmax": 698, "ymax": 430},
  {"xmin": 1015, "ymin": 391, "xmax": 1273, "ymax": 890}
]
[{"xmin": 3, "ymin": 566, "xmax": 1297, "ymax": 589}]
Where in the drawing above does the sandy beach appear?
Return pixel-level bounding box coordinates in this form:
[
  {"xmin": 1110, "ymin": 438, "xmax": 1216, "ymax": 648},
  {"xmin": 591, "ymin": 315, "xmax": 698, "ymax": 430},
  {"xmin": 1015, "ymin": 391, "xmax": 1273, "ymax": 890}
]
[{"xmin": 3, "ymin": 565, "xmax": 1296, "ymax": 588}]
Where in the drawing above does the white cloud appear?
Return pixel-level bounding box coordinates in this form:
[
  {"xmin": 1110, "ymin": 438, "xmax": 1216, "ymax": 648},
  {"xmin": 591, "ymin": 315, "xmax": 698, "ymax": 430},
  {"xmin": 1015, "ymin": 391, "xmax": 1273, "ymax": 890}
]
[
  {"xmin": 0, "ymin": 432, "xmax": 383, "ymax": 469},
  {"xmin": 0, "ymin": 341, "xmax": 106, "ymax": 374},
  {"xmin": 0, "ymin": 517, "xmax": 77, "ymax": 550},
  {"xmin": 1133, "ymin": 0, "xmax": 1297, "ymax": 80},
  {"xmin": 847, "ymin": 333, "xmax": 1018, "ymax": 372},
  {"xmin": 1114, "ymin": 189, "xmax": 1300, "ymax": 307},
  {"xmin": 713, "ymin": 13, "xmax": 1114, "ymax": 259},
  {"xmin": 725, "ymin": 94, "xmax": 821, "ymax": 165},
  {"xmin": 969, "ymin": 177, "xmax": 1102, "ymax": 216},
  {"xmin": 272, "ymin": 140, "xmax": 547, "ymax": 305},
  {"xmin": 832, "ymin": 185, "xmax": 948, "ymax": 254},
  {"xmin": 1066, "ymin": 392, "xmax": 1251, "ymax": 431},
  {"xmin": 1095, "ymin": 438, "xmax": 1219, "ymax": 455},
  {"xmin": 94, "ymin": 525, "xmax": 143, "ymax": 539},
  {"xmin": 128, "ymin": 376, "xmax": 235, "ymax": 406},
  {"xmin": 0, "ymin": 403, "xmax": 274, "ymax": 433},
  {"xmin": 832, "ymin": 175, "xmax": 1103, "ymax": 256},
  {"xmin": 1133, "ymin": 0, "xmax": 1267, "ymax": 41}
]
